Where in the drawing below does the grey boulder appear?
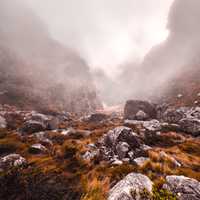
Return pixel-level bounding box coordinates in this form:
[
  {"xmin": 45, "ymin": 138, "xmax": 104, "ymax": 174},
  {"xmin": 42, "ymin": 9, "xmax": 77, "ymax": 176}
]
[
  {"xmin": 108, "ymin": 173, "xmax": 153, "ymax": 200},
  {"xmin": 124, "ymin": 100, "xmax": 156, "ymax": 120},
  {"xmin": 163, "ymin": 175, "xmax": 200, "ymax": 200},
  {"xmin": 179, "ymin": 117, "xmax": 200, "ymax": 136}
]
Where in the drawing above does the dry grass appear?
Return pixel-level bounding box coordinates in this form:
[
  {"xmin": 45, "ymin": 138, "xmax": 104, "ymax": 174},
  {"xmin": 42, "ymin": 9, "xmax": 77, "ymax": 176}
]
[{"xmin": 0, "ymin": 117, "xmax": 200, "ymax": 199}]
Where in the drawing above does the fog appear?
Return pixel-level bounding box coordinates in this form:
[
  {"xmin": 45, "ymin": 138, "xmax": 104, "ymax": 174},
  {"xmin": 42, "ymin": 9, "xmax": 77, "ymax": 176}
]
[
  {"xmin": 1, "ymin": 0, "xmax": 200, "ymax": 109},
  {"xmin": 26, "ymin": 0, "xmax": 173, "ymax": 77}
]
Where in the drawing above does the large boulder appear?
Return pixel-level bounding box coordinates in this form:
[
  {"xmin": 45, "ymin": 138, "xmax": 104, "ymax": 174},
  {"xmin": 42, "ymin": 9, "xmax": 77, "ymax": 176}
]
[
  {"xmin": 0, "ymin": 116, "xmax": 7, "ymax": 129},
  {"xmin": 21, "ymin": 120, "xmax": 47, "ymax": 134},
  {"xmin": 98, "ymin": 126, "xmax": 149, "ymax": 163},
  {"xmin": 124, "ymin": 100, "xmax": 156, "ymax": 120},
  {"xmin": 163, "ymin": 175, "xmax": 200, "ymax": 200},
  {"xmin": 0, "ymin": 154, "xmax": 27, "ymax": 172},
  {"xmin": 102, "ymin": 126, "xmax": 142, "ymax": 150},
  {"xmin": 108, "ymin": 173, "xmax": 153, "ymax": 200},
  {"xmin": 26, "ymin": 112, "xmax": 60, "ymax": 130}
]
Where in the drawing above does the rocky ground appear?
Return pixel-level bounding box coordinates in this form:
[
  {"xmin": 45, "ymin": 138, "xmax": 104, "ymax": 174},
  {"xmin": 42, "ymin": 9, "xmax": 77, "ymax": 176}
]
[{"xmin": 0, "ymin": 100, "xmax": 200, "ymax": 200}]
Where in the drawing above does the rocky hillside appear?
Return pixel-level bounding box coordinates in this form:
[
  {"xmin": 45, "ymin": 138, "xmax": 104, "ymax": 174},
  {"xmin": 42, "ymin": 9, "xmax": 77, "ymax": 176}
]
[
  {"xmin": 0, "ymin": 0, "xmax": 101, "ymax": 114},
  {"xmin": 0, "ymin": 100, "xmax": 200, "ymax": 199},
  {"xmin": 119, "ymin": 0, "xmax": 200, "ymax": 106}
]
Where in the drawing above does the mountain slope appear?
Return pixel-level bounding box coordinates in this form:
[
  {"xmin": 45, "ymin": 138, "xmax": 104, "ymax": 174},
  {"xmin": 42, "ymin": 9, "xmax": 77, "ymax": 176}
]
[{"xmin": 0, "ymin": 0, "xmax": 101, "ymax": 114}]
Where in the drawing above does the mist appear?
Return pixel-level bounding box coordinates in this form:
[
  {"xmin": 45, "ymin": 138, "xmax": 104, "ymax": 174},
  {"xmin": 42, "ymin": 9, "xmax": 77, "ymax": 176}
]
[
  {"xmin": 0, "ymin": 0, "xmax": 101, "ymax": 113},
  {"xmin": 26, "ymin": 0, "xmax": 173, "ymax": 77},
  {"xmin": 1, "ymin": 0, "xmax": 200, "ymax": 110}
]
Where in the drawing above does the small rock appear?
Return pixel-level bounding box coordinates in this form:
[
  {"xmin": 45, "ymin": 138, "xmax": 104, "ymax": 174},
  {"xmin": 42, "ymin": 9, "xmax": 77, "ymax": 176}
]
[
  {"xmin": 29, "ymin": 144, "xmax": 47, "ymax": 154},
  {"xmin": 86, "ymin": 143, "xmax": 97, "ymax": 149},
  {"xmin": 60, "ymin": 128, "xmax": 76, "ymax": 136},
  {"xmin": 134, "ymin": 157, "xmax": 150, "ymax": 167},
  {"xmin": 116, "ymin": 142, "xmax": 130, "ymax": 160},
  {"xmin": 177, "ymin": 94, "xmax": 183, "ymax": 99},
  {"xmin": 108, "ymin": 173, "xmax": 153, "ymax": 200},
  {"xmin": 111, "ymin": 159, "xmax": 123, "ymax": 166},
  {"xmin": 82, "ymin": 150, "xmax": 98, "ymax": 160},
  {"xmin": 0, "ymin": 154, "xmax": 27, "ymax": 171},
  {"xmin": 140, "ymin": 144, "xmax": 152, "ymax": 151},
  {"xmin": 0, "ymin": 116, "xmax": 7, "ymax": 129},
  {"xmin": 35, "ymin": 132, "xmax": 53, "ymax": 146},
  {"xmin": 82, "ymin": 113, "xmax": 108, "ymax": 123},
  {"xmin": 135, "ymin": 110, "xmax": 148, "ymax": 121}
]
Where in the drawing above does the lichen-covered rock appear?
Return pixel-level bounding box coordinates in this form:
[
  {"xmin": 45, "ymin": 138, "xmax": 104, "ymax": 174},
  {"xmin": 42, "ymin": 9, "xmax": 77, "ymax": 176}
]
[
  {"xmin": 189, "ymin": 107, "xmax": 200, "ymax": 119},
  {"xmin": 0, "ymin": 154, "xmax": 27, "ymax": 171},
  {"xmin": 163, "ymin": 175, "xmax": 200, "ymax": 200},
  {"xmin": 102, "ymin": 126, "xmax": 142, "ymax": 150},
  {"xmin": 143, "ymin": 120, "xmax": 162, "ymax": 133},
  {"xmin": 124, "ymin": 100, "xmax": 156, "ymax": 120},
  {"xmin": 179, "ymin": 117, "xmax": 200, "ymax": 136},
  {"xmin": 0, "ymin": 116, "xmax": 7, "ymax": 129},
  {"xmin": 116, "ymin": 142, "xmax": 130, "ymax": 160},
  {"xmin": 98, "ymin": 126, "xmax": 145, "ymax": 163},
  {"xmin": 108, "ymin": 173, "xmax": 153, "ymax": 200},
  {"xmin": 162, "ymin": 108, "xmax": 187, "ymax": 124}
]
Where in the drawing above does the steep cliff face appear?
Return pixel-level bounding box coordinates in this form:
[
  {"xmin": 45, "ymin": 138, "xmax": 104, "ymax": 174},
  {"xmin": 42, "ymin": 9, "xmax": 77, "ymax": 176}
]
[
  {"xmin": 143, "ymin": 0, "xmax": 200, "ymax": 98},
  {"xmin": 0, "ymin": 0, "xmax": 101, "ymax": 114},
  {"xmin": 155, "ymin": 0, "xmax": 200, "ymax": 105},
  {"xmin": 122, "ymin": 0, "xmax": 200, "ymax": 104}
]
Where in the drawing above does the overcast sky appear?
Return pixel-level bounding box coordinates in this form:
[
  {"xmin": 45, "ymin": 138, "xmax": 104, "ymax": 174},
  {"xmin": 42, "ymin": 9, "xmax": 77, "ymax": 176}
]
[{"xmin": 26, "ymin": 0, "xmax": 174, "ymax": 77}]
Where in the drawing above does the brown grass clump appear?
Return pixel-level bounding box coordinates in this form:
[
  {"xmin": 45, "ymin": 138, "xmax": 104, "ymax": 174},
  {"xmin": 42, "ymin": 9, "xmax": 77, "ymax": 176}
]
[{"xmin": 0, "ymin": 133, "xmax": 28, "ymax": 155}]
